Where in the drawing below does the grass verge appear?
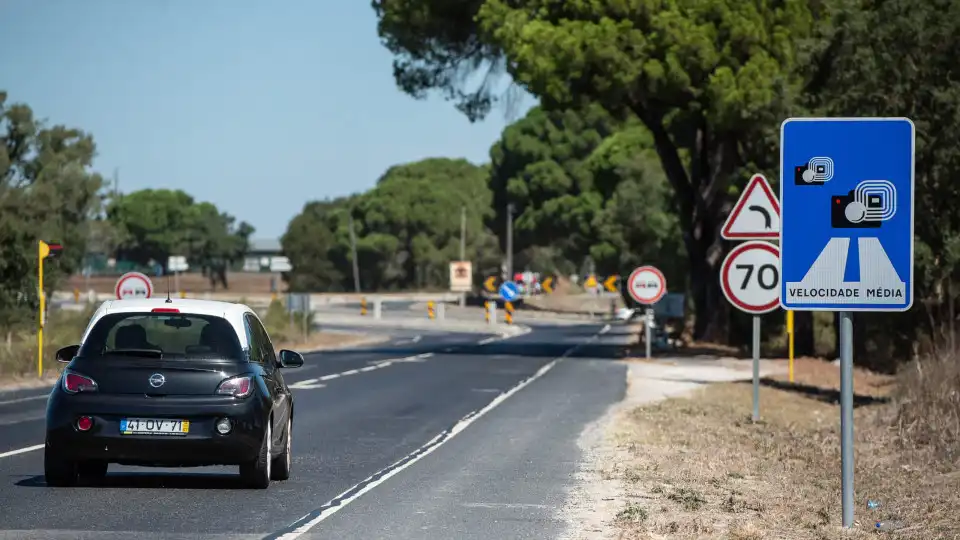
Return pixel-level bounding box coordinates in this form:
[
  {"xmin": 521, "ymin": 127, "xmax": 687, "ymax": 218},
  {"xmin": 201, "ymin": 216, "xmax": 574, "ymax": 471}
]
[{"xmin": 608, "ymin": 357, "xmax": 958, "ymax": 539}]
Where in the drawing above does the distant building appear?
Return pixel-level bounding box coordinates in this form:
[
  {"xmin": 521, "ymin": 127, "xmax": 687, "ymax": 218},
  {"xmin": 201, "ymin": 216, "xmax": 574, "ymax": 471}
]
[{"xmin": 242, "ymin": 238, "xmax": 289, "ymax": 272}]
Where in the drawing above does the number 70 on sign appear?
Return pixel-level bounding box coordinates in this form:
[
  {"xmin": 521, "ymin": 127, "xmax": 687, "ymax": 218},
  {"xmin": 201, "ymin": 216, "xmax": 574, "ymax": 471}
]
[{"xmin": 720, "ymin": 241, "xmax": 781, "ymax": 314}]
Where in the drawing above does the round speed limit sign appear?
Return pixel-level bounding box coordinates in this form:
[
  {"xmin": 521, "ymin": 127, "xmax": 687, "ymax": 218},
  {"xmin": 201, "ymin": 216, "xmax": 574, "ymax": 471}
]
[
  {"xmin": 627, "ymin": 265, "xmax": 667, "ymax": 305},
  {"xmin": 720, "ymin": 241, "xmax": 780, "ymax": 314}
]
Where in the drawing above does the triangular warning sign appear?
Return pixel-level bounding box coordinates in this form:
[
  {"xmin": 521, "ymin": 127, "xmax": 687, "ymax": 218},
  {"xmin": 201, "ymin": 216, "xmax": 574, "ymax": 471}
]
[{"xmin": 721, "ymin": 174, "xmax": 780, "ymax": 240}]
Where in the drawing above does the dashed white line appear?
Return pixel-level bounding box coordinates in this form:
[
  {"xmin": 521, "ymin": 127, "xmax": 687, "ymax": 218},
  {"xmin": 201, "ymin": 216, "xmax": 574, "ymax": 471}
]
[
  {"xmin": 477, "ymin": 337, "xmax": 496, "ymax": 345},
  {"xmin": 359, "ymin": 366, "xmax": 377, "ymax": 372},
  {"xmin": 340, "ymin": 369, "xmax": 360, "ymax": 376},
  {"xmin": 318, "ymin": 373, "xmax": 342, "ymax": 381}
]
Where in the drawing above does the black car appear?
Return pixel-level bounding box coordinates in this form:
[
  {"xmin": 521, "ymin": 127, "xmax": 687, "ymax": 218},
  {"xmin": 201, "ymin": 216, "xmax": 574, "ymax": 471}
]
[{"xmin": 44, "ymin": 299, "xmax": 303, "ymax": 489}]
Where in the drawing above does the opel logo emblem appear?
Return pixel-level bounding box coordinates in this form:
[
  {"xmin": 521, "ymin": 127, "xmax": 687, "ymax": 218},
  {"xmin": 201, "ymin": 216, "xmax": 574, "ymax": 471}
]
[{"xmin": 149, "ymin": 373, "xmax": 165, "ymax": 388}]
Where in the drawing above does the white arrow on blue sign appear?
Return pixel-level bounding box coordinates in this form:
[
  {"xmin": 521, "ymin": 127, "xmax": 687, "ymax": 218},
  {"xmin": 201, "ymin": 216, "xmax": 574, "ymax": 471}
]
[
  {"xmin": 779, "ymin": 117, "xmax": 915, "ymax": 311},
  {"xmin": 499, "ymin": 281, "xmax": 519, "ymax": 301}
]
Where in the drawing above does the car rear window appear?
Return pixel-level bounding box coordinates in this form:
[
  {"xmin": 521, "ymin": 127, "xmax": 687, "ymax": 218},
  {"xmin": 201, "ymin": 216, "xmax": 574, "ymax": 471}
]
[{"xmin": 79, "ymin": 312, "xmax": 244, "ymax": 361}]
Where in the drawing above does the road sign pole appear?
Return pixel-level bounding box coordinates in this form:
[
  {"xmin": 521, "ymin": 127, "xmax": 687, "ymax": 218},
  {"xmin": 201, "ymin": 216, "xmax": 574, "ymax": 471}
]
[
  {"xmin": 787, "ymin": 310, "xmax": 795, "ymax": 382},
  {"xmin": 839, "ymin": 310, "xmax": 855, "ymax": 527},
  {"xmin": 752, "ymin": 315, "xmax": 761, "ymax": 422},
  {"xmin": 37, "ymin": 243, "xmax": 45, "ymax": 379},
  {"xmin": 645, "ymin": 309, "xmax": 653, "ymax": 359}
]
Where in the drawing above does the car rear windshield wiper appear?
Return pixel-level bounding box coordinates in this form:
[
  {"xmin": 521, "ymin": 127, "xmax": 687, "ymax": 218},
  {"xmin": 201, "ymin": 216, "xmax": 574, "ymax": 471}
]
[{"xmin": 104, "ymin": 348, "xmax": 164, "ymax": 358}]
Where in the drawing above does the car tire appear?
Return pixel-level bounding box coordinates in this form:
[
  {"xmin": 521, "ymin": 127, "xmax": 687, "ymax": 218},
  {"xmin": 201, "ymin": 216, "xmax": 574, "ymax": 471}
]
[
  {"xmin": 77, "ymin": 461, "xmax": 108, "ymax": 485},
  {"xmin": 239, "ymin": 420, "xmax": 271, "ymax": 489},
  {"xmin": 270, "ymin": 418, "xmax": 292, "ymax": 481},
  {"xmin": 43, "ymin": 442, "xmax": 77, "ymax": 487}
]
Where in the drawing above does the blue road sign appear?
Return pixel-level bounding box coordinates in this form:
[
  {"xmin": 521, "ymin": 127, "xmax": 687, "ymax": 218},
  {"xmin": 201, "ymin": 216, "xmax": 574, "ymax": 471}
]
[
  {"xmin": 499, "ymin": 281, "xmax": 519, "ymax": 301},
  {"xmin": 780, "ymin": 117, "xmax": 915, "ymax": 311}
]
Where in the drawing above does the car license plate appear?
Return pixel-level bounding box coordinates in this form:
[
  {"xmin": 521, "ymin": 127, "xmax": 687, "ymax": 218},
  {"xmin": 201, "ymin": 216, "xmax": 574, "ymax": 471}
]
[{"xmin": 120, "ymin": 418, "xmax": 189, "ymax": 436}]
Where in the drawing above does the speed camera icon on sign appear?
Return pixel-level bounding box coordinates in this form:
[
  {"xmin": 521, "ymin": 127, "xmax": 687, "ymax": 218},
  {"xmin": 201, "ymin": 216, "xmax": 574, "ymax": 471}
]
[{"xmin": 794, "ymin": 156, "xmax": 834, "ymax": 185}]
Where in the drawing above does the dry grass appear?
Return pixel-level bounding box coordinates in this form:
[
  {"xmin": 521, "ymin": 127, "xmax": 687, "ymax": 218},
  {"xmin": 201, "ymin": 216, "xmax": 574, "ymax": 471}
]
[
  {"xmin": 609, "ymin": 357, "xmax": 960, "ymax": 539},
  {"xmin": 274, "ymin": 330, "xmax": 386, "ymax": 353},
  {"xmin": 525, "ymin": 292, "xmax": 624, "ymax": 314}
]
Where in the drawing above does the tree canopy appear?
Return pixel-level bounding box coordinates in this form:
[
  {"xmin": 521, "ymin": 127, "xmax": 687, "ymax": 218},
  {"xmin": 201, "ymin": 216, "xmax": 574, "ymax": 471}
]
[
  {"xmin": 0, "ymin": 91, "xmax": 105, "ymax": 328},
  {"xmin": 107, "ymin": 188, "xmax": 254, "ymax": 288},
  {"xmin": 370, "ymin": 0, "xmax": 960, "ymax": 367}
]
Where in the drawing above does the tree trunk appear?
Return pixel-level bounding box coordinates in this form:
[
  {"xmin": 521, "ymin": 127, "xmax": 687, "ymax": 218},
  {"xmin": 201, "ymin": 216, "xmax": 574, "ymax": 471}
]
[{"xmin": 634, "ymin": 106, "xmax": 736, "ymax": 342}]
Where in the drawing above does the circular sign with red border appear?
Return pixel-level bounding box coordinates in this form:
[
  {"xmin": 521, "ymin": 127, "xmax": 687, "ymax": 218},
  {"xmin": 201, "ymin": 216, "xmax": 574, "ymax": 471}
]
[
  {"xmin": 115, "ymin": 272, "xmax": 154, "ymax": 300},
  {"xmin": 627, "ymin": 265, "xmax": 667, "ymax": 305},
  {"xmin": 720, "ymin": 241, "xmax": 781, "ymax": 314}
]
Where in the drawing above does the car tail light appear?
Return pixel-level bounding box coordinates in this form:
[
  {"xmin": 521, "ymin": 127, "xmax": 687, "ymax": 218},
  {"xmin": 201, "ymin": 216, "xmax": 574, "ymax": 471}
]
[
  {"xmin": 62, "ymin": 371, "xmax": 98, "ymax": 394},
  {"xmin": 216, "ymin": 375, "xmax": 253, "ymax": 398},
  {"xmin": 76, "ymin": 416, "xmax": 94, "ymax": 431}
]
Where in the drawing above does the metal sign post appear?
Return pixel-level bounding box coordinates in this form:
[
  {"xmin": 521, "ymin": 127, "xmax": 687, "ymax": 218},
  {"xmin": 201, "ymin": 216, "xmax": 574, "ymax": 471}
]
[
  {"xmin": 719, "ymin": 240, "xmax": 781, "ymax": 421},
  {"xmin": 780, "ymin": 117, "xmax": 915, "ymax": 528},
  {"xmin": 645, "ymin": 308, "xmax": 654, "ymax": 359}
]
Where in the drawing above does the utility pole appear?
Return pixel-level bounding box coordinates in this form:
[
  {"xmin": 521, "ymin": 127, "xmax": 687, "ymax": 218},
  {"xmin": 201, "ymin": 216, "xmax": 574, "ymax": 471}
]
[
  {"xmin": 459, "ymin": 206, "xmax": 467, "ymax": 307},
  {"xmin": 506, "ymin": 203, "xmax": 515, "ymax": 282},
  {"xmin": 348, "ymin": 214, "xmax": 361, "ymax": 294},
  {"xmin": 459, "ymin": 206, "xmax": 466, "ymax": 261}
]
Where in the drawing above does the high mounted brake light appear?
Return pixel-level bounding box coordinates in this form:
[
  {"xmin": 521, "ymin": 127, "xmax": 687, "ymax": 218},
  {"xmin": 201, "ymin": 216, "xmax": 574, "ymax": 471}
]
[{"xmin": 152, "ymin": 308, "xmax": 180, "ymax": 313}]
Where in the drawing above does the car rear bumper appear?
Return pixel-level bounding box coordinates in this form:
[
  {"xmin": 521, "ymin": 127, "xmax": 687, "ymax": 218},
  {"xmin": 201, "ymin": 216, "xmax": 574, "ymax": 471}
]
[{"xmin": 45, "ymin": 392, "xmax": 269, "ymax": 466}]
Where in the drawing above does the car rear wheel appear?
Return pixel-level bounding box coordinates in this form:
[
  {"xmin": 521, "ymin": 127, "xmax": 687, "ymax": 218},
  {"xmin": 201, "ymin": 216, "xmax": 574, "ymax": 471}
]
[
  {"xmin": 270, "ymin": 417, "xmax": 292, "ymax": 481},
  {"xmin": 239, "ymin": 421, "xmax": 271, "ymax": 489},
  {"xmin": 43, "ymin": 442, "xmax": 77, "ymax": 487},
  {"xmin": 77, "ymin": 461, "xmax": 108, "ymax": 485}
]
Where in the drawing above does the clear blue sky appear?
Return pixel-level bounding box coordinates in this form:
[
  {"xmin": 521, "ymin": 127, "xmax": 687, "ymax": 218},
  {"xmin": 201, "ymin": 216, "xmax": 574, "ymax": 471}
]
[{"xmin": 0, "ymin": 0, "xmax": 534, "ymax": 239}]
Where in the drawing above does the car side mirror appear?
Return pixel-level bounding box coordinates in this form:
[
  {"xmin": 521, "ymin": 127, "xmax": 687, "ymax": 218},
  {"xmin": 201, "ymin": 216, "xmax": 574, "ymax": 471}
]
[
  {"xmin": 56, "ymin": 344, "xmax": 80, "ymax": 363},
  {"xmin": 277, "ymin": 349, "xmax": 304, "ymax": 368}
]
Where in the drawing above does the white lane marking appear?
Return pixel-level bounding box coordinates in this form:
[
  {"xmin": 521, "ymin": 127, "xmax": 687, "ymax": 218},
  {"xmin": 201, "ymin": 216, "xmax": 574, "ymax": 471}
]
[
  {"xmin": 272, "ymin": 329, "xmax": 602, "ymax": 540},
  {"xmin": 290, "ymin": 378, "xmax": 321, "ymax": 387},
  {"xmin": 290, "ymin": 382, "xmax": 327, "ymax": 390},
  {"xmin": 340, "ymin": 369, "xmax": 360, "ymax": 375},
  {"xmin": 412, "ymin": 335, "xmax": 422, "ymax": 343},
  {"xmin": 0, "ymin": 444, "xmax": 44, "ymax": 459},
  {"xmin": 416, "ymin": 353, "xmax": 433, "ymax": 359},
  {"xmin": 600, "ymin": 323, "xmax": 611, "ymax": 334},
  {"xmin": 359, "ymin": 366, "xmax": 377, "ymax": 372},
  {"xmin": 318, "ymin": 373, "xmax": 342, "ymax": 381},
  {"xmin": 461, "ymin": 502, "xmax": 553, "ymax": 509},
  {"xmin": 477, "ymin": 337, "xmax": 496, "ymax": 345},
  {"xmin": 0, "ymin": 394, "xmax": 48, "ymax": 406}
]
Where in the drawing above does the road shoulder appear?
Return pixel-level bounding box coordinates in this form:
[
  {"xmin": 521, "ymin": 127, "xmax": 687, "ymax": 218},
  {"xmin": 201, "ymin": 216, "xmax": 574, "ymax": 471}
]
[{"xmin": 559, "ymin": 356, "xmax": 784, "ymax": 539}]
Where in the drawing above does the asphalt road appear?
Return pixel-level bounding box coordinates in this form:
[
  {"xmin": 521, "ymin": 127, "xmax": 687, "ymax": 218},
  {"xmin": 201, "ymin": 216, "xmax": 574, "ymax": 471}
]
[{"xmin": 0, "ymin": 322, "xmax": 632, "ymax": 539}]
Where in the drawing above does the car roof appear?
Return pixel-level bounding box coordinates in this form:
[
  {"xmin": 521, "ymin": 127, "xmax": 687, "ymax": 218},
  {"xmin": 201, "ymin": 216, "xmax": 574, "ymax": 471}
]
[
  {"xmin": 80, "ymin": 298, "xmax": 260, "ymax": 347},
  {"xmin": 97, "ymin": 297, "xmax": 255, "ymax": 317}
]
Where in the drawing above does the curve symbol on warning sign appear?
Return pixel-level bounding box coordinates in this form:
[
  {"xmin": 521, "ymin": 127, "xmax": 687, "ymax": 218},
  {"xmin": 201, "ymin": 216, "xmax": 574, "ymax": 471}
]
[{"xmin": 720, "ymin": 241, "xmax": 781, "ymax": 314}]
